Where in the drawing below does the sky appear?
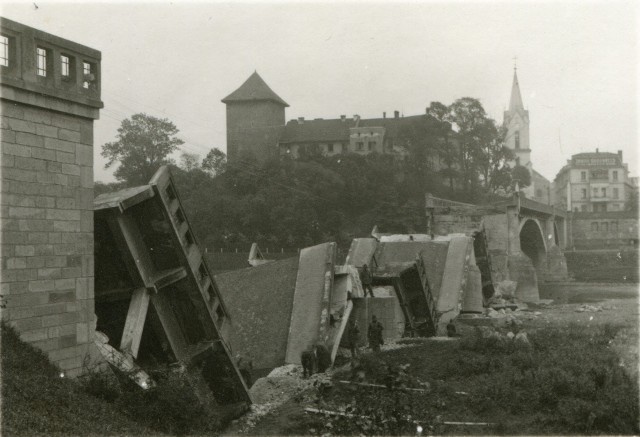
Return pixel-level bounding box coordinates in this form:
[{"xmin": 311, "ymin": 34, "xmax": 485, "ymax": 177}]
[{"xmin": 2, "ymin": 0, "xmax": 638, "ymax": 183}]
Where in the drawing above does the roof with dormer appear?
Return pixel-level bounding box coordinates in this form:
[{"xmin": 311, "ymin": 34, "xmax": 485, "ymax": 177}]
[{"xmin": 222, "ymin": 71, "xmax": 289, "ymax": 107}]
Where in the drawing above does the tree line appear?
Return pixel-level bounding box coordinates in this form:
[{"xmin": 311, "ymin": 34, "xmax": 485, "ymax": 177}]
[{"xmin": 97, "ymin": 98, "xmax": 531, "ymax": 250}]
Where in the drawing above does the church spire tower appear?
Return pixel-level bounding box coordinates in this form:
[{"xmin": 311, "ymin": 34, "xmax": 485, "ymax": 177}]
[{"xmin": 503, "ymin": 63, "xmax": 531, "ymax": 169}]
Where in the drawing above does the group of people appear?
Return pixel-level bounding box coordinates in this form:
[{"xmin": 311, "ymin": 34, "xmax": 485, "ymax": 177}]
[{"xmin": 346, "ymin": 314, "xmax": 384, "ymax": 356}]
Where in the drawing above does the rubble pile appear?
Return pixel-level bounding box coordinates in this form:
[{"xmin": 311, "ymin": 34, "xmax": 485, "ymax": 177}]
[
  {"xmin": 575, "ymin": 304, "xmax": 603, "ymax": 313},
  {"xmin": 231, "ymin": 363, "xmax": 333, "ymax": 434}
]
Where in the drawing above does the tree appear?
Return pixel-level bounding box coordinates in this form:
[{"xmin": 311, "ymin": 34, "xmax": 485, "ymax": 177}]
[
  {"xmin": 511, "ymin": 165, "xmax": 532, "ymax": 190},
  {"xmin": 101, "ymin": 113, "xmax": 184, "ymax": 186},
  {"xmin": 427, "ymin": 101, "xmax": 458, "ymax": 192},
  {"xmin": 202, "ymin": 148, "xmax": 227, "ymax": 176},
  {"xmin": 180, "ymin": 152, "xmax": 201, "ymax": 172}
]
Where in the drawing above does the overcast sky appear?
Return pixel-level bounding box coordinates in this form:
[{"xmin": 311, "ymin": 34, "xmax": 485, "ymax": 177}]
[{"xmin": 3, "ymin": 1, "xmax": 638, "ymax": 183}]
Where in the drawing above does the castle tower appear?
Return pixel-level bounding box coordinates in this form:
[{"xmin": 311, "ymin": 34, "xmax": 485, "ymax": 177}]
[
  {"xmin": 503, "ymin": 69, "xmax": 531, "ymax": 169},
  {"xmin": 222, "ymin": 71, "xmax": 288, "ymax": 163}
]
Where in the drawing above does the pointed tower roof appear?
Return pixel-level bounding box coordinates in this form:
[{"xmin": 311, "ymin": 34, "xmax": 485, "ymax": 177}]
[
  {"xmin": 222, "ymin": 71, "xmax": 289, "ymax": 107},
  {"xmin": 509, "ymin": 69, "xmax": 524, "ymax": 112}
]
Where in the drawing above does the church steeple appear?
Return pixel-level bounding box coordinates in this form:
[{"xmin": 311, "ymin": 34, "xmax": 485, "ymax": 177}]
[
  {"xmin": 509, "ymin": 69, "xmax": 525, "ymax": 113},
  {"xmin": 503, "ymin": 66, "xmax": 531, "ymax": 170}
]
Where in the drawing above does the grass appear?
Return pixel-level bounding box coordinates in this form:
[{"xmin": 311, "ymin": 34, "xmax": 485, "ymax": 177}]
[
  {"xmin": 261, "ymin": 321, "xmax": 639, "ymax": 436},
  {"xmin": 1, "ymin": 323, "xmax": 244, "ymax": 436},
  {"xmin": 1, "ymin": 323, "xmax": 160, "ymax": 436}
]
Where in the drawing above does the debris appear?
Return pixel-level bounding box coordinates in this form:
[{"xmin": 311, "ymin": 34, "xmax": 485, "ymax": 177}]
[
  {"xmin": 443, "ymin": 421, "xmax": 495, "ymax": 426},
  {"xmin": 575, "ymin": 304, "xmax": 603, "ymax": 313},
  {"xmin": 514, "ymin": 332, "xmax": 532, "ymax": 350},
  {"xmin": 268, "ymin": 364, "xmax": 301, "ymax": 378},
  {"xmin": 336, "ymin": 380, "xmax": 430, "ymax": 393},
  {"xmin": 495, "ymin": 280, "xmax": 517, "ymax": 298},
  {"xmin": 455, "ymin": 391, "xmax": 470, "ymax": 395}
]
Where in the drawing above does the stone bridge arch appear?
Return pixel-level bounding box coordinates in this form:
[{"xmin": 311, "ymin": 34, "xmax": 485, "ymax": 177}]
[{"xmin": 518, "ymin": 218, "xmax": 547, "ymax": 268}]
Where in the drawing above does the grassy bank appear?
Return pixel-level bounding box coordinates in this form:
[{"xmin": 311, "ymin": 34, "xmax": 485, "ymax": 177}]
[
  {"xmin": 256, "ymin": 322, "xmax": 638, "ymax": 436},
  {"xmin": 1, "ymin": 323, "xmax": 239, "ymax": 436}
]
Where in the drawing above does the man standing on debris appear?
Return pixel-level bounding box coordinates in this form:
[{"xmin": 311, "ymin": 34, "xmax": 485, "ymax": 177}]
[
  {"xmin": 236, "ymin": 355, "xmax": 253, "ymax": 387},
  {"xmin": 347, "ymin": 318, "xmax": 360, "ymax": 358},
  {"xmin": 368, "ymin": 315, "xmax": 384, "ymax": 352},
  {"xmin": 301, "ymin": 345, "xmax": 316, "ymax": 378},
  {"xmin": 361, "ymin": 264, "xmax": 374, "ymax": 297}
]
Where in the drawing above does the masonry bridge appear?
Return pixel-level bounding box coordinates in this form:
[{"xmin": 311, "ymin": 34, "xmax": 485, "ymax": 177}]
[{"xmin": 426, "ymin": 193, "xmax": 569, "ymax": 302}]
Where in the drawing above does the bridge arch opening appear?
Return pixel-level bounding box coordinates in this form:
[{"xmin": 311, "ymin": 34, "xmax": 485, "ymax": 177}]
[{"xmin": 519, "ymin": 219, "xmax": 546, "ymax": 268}]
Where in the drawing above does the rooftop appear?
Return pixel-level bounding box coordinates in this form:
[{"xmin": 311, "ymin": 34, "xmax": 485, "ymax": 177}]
[{"xmin": 222, "ymin": 71, "xmax": 289, "ymax": 107}]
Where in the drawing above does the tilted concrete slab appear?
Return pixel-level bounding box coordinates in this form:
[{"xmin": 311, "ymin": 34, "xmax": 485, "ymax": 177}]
[
  {"xmin": 285, "ymin": 243, "xmax": 336, "ymax": 364},
  {"xmin": 418, "ymin": 241, "xmax": 450, "ymax": 301},
  {"xmin": 436, "ymin": 236, "xmax": 474, "ymax": 334},
  {"xmin": 345, "ymin": 238, "xmax": 378, "ymax": 268}
]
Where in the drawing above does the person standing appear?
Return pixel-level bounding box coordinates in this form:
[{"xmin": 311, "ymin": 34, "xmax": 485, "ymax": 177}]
[
  {"xmin": 347, "ymin": 318, "xmax": 360, "ymax": 358},
  {"xmin": 368, "ymin": 315, "xmax": 384, "ymax": 352},
  {"xmin": 361, "ymin": 264, "xmax": 374, "ymax": 297}
]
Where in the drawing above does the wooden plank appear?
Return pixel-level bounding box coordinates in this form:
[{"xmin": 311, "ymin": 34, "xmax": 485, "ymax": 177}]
[
  {"xmin": 104, "ymin": 214, "xmax": 144, "ymax": 286},
  {"xmin": 94, "ymin": 185, "xmax": 155, "ymax": 211},
  {"xmin": 150, "ymin": 292, "xmax": 188, "ymax": 361},
  {"xmin": 152, "ymin": 267, "xmax": 187, "ymax": 291},
  {"xmin": 336, "ymin": 380, "xmax": 429, "ymax": 392},
  {"xmin": 119, "ymin": 287, "xmax": 150, "ymax": 358},
  {"xmin": 114, "ymin": 213, "xmax": 157, "ymax": 288}
]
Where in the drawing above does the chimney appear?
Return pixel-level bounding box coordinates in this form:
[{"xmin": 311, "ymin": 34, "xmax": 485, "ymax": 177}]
[
  {"xmin": 353, "ymin": 114, "xmax": 361, "ymax": 127},
  {"xmin": 394, "ymin": 110, "xmax": 399, "ymax": 119},
  {"xmin": 297, "ymin": 117, "xmax": 304, "ymax": 124},
  {"xmin": 596, "ymin": 148, "xmax": 599, "ymax": 153},
  {"xmin": 618, "ymin": 150, "xmax": 623, "ymax": 159},
  {"xmin": 340, "ymin": 115, "xmax": 346, "ymax": 122},
  {"xmin": 383, "ymin": 112, "xmax": 386, "ymax": 119}
]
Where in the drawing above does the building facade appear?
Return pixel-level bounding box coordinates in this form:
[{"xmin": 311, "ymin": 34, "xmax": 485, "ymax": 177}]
[
  {"xmin": 553, "ymin": 150, "xmax": 631, "ymax": 212},
  {"xmin": 0, "ymin": 18, "xmax": 103, "ymax": 377}
]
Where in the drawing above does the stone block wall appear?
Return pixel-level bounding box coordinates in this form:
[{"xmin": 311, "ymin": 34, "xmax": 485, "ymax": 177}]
[{"xmin": 0, "ymin": 18, "xmax": 102, "ymax": 377}]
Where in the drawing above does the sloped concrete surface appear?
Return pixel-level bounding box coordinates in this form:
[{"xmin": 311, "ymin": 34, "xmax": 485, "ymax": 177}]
[
  {"xmin": 436, "ymin": 236, "xmax": 473, "ymax": 333},
  {"xmin": 345, "ymin": 238, "xmax": 377, "ymax": 268},
  {"xmin": 285, "ymin": 243, "xmax": 335, "ymax": 364}
]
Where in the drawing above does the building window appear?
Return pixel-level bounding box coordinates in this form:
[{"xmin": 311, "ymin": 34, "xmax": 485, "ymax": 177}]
[
  {"xmin": 327, "ymin": 143, "xmax": 334, "ymax": 153},
  {"xmin": 601, "ymin": 188, "xmax": 606, "ymax": 197},
  {"xmin": 515, "ymin": 131, "xmax": 520, "ymax": 149},
  {"xmin": 357, "ymin": 142, "xmax": 364, "ymax": 151},
  {"xmin": 592, "ymin": 188, "xmax": 598, "ymax": 197},
  {"xmin": 613, "ymin": 188, "xmax": 619, "ymax": 199},
  {"xmin": 581, "ymin": 188, "xmax": 587, "ymax": 199},
  {"xmin": 613, "ymin": 171, "xmax": 618, "ymax": 181},
  {"xmin": 0, "ymin": 35, "xmax": 9, "ymax": 67},
  {"xmin": 61, "ymin": 55, "xmax": 70, "ymax": 77},
  {"xmin": 82, "ymin": 61, "xmax": 92, "ymax": 88},
  {"xmin": 581, "ymin": 205, "xmax": 588, "ymax": 212},
  {"xmin": 36, "ymin": 47, "xmax": 47, "ymax": 76},
  {"xmin": 581, "ymin": 171, "xmax": 586, "ymax": 181},
  {"xmin": 591, "ymin": 222, "xmax": 599, "ymax": 232},
  {"xmin": 602, "ymin": 222, "xmax": 608, "ymax": 232},
  {"xmin": 368, "ymin": 141, "xmax": 375, "ymax": 151},
  {"xmin": 611, "ymin": 222, "xmax": 618, "ymax": 232}
]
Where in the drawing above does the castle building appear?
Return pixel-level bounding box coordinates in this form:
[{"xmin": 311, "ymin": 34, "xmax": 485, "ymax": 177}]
[
  {"xmin": 222, "ymin": 72, "xmax": 437, "ymax": 163},
  {"xmin": 553, "ymin": 149, "xmax": 632, "ymax": 212},
  {"xmin": 222, "ymin": 71, "xmax": 288, "ymax": 163},
  {"xmin": 503, "ymin": 69, "xmax": 551, "ymax": 204}
]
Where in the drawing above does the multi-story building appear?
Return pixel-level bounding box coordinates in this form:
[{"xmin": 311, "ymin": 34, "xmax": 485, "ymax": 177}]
[
  {"xmin": 222, "ymin": 72, "xmax": 430, "ymax": 162},
  {"xmin": 553, "ymin": 149, "xmax": 631, "ymax": 212}
]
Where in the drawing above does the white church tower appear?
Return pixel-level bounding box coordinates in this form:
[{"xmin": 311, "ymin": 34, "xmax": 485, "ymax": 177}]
[{"xmin": 503, "ymin": 68, "xmax": 531, "ymax": 169}]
